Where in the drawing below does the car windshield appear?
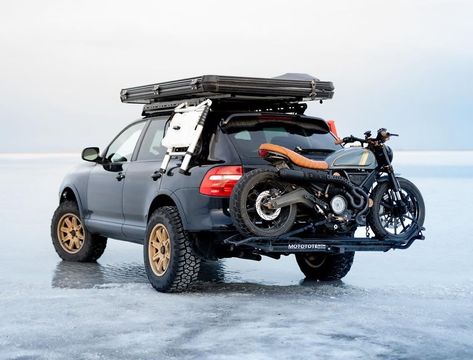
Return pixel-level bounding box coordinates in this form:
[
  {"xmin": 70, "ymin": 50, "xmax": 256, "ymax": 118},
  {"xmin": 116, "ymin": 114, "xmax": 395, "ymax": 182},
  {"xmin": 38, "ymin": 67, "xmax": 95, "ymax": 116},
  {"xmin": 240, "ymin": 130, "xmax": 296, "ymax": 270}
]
[{"xmin": 224, "ymin": 120, "xmax": 339, "ymax": 158}]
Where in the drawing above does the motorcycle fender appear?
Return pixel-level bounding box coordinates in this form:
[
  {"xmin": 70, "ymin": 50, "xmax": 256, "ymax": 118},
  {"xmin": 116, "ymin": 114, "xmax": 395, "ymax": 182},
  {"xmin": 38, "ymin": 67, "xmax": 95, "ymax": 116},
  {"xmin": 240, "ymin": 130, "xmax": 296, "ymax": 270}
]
[{"xmin": 376, "ymin": 176, "xmax": 391, "ymax": 183}]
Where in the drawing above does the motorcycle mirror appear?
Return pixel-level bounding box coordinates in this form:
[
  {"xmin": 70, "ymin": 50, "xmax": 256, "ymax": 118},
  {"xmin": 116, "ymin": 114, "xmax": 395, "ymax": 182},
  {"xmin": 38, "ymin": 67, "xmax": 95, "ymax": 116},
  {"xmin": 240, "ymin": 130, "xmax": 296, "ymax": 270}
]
[{"xmin": 364, "ymin": 130, "xmax": 371, "ymax": 138}]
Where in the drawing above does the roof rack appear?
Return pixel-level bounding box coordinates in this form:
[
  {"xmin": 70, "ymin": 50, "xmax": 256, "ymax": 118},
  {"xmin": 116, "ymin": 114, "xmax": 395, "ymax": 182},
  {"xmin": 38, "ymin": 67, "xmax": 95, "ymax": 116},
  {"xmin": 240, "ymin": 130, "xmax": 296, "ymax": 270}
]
[
  {"xmin": 120, "ymin": 74, "xmax": 334, "ymax": 106},
  {"xmin": 140, "ymin": 96, "xmax": 309, "ymax": 116}
]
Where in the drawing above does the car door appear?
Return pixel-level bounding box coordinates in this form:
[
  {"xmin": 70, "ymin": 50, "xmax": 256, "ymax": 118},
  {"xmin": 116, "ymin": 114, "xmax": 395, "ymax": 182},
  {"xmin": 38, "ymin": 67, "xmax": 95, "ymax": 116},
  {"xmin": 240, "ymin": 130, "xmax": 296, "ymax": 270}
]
[
  {"xmin": 85, "ymin": 121, "xmax": 146, "ymax": 239},
  {"xmin": 122, "ymin": 116, "xmax": 169, "ymax": 241}
]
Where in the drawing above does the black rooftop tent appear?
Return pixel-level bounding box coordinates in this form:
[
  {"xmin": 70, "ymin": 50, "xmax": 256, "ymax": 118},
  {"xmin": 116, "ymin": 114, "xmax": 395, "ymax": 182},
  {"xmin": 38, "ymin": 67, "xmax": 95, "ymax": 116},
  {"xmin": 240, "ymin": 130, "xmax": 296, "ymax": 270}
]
[{"xmin": 120, "ymin": 74, "xmax": 334, "ymax": 105}]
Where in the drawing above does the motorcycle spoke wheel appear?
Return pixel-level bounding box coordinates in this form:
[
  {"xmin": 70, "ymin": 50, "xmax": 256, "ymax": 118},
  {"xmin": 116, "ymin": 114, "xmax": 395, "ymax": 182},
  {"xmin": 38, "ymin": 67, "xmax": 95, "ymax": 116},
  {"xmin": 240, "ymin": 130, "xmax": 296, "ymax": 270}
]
[
  {"xmin": 378, "ymin": 188, "xmax": 419, "ymax": 236},
  {"xmin": 245, "ymin": 181, "xmax": 292, "ymax": 233}
]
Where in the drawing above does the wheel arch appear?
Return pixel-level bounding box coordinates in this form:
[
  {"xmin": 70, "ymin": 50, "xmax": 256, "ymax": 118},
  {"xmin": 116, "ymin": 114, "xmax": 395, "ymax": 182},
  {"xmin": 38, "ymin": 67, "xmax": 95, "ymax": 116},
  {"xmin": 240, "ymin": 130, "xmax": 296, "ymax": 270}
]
[
  {"xmin": 59, "ymin": 185, "xmax": 85, "ymax": 219},
  {"xmin": 146, "ymin": 191, "xmax": 189, "ymax": 229}
]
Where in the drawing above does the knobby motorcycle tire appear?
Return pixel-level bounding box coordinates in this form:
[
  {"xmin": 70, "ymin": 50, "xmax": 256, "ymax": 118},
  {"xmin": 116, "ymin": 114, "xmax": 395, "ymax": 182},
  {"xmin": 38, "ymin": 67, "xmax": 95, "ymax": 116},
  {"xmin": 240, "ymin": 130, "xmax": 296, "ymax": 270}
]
[
  {"xmin": 368, "ymin": 177, "xmax": 425, "ymax": 240},
  {"xmin": 230, "ymin": 169, "xmax": 297, "ymax": 237}
]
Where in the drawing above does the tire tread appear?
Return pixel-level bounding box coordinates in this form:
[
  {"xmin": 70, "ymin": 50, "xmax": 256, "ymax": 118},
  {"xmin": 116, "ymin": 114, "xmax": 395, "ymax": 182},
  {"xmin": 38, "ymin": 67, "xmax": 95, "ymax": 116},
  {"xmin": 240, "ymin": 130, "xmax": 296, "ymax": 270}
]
[
  {"xmin": 296, "ymin": 252, "xmax": 354, "ymax": 281},
  {"xmin": 145, "ymin": 206, "xmax": 200, "ymax": 292},
  {"xmin": 50, "ymin": 201, "xmax": 107, "ymax": 262}
]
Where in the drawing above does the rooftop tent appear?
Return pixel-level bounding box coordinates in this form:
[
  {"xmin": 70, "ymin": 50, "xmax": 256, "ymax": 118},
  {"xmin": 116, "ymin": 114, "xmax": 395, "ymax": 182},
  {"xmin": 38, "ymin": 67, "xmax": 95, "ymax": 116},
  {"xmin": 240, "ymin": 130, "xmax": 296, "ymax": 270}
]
[{"xmin": 120, "ymin": 74, "xmax": 334, "ymax": 105}]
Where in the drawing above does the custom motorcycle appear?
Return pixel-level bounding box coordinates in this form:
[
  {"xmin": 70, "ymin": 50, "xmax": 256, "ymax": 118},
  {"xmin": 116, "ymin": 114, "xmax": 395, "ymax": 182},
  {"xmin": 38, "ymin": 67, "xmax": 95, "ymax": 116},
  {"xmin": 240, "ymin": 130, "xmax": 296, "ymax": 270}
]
[{"xmin": 229, "ymin": 128, "xmax": 425, "ymax": 241}]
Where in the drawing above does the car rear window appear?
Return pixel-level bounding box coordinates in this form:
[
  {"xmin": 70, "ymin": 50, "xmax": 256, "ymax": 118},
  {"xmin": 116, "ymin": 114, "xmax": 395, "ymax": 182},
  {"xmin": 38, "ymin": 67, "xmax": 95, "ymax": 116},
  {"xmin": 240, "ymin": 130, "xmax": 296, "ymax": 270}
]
[{"xmin": 224, "ymin": 119, "xmax": 339, "ymax": 158}]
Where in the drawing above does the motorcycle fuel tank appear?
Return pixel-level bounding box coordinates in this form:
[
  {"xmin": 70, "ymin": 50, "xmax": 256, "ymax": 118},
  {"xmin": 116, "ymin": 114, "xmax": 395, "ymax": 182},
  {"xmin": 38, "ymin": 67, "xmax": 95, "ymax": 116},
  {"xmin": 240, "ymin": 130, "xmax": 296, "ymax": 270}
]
[{"xmin": 325, "ymin": 148, "xmax": 377, "ymax": 170}]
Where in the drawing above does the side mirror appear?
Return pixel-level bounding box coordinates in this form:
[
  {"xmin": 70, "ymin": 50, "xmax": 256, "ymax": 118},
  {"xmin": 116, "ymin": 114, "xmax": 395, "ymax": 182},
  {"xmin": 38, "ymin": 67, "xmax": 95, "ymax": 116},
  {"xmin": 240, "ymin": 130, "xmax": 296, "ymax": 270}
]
[{"xmin": 81, "ymin": 147, "xmax": 101, "ymax": 162}]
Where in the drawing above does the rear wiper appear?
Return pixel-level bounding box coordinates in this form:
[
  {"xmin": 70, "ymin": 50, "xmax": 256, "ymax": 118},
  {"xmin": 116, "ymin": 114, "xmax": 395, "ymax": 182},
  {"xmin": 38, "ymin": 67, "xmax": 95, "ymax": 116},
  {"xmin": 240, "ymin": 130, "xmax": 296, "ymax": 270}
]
[{"xmin": 294, "ymin": 147, "xmax": 335, "ymax": 154}]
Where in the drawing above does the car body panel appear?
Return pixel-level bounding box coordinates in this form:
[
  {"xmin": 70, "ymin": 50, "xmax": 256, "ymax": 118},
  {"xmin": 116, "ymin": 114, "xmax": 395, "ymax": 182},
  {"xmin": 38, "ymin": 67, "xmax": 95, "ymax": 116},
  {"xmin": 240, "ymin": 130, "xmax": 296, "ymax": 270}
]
[
  {"xmin": 122, "ymin": 160, "xmax": 162, "ymax": 241},
  {"xmin": 86, "ymin": 162, "xmax": 128, "ymax": 237}
]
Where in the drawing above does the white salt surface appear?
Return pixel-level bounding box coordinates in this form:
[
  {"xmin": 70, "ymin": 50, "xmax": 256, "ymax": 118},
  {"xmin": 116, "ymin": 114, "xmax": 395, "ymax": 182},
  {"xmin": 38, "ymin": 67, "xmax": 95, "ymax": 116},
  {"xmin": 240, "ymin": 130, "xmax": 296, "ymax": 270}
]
[{"xmin": 0, "ymin": 153, "xmax": 472, "ymax": 359}]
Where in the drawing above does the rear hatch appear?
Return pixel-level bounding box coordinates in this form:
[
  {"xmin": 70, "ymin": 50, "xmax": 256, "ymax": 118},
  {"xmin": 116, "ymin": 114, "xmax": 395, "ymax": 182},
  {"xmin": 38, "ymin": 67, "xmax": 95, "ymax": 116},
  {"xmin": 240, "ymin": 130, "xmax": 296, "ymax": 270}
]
[{"xmin": 220, "ymin": 113, "xmax": 341, "ymax": 171}]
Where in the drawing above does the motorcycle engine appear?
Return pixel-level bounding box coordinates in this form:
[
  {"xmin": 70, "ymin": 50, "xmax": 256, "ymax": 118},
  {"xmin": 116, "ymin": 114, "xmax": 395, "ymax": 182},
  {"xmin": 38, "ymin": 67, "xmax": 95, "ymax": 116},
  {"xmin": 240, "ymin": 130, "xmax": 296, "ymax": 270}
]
[
  {"xmin": 330, "ymin": 195, "xmax": 347, "ymax": 215},
  {"xmin": 325, "ymin": 190, "xmax": 354, "ymax": 231},
  {"xmin": 310, "ymin": 181, "xmax": 359, "ymax": 232}
]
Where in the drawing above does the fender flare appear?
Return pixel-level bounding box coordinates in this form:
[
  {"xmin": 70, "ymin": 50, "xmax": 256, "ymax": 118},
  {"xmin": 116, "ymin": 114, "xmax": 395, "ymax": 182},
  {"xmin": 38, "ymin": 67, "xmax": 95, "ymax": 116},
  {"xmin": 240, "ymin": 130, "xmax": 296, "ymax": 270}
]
[
  {"xmin": 59, "ymin": 184, "xmax": 85, "ymax": 219},
  {"xmin": 146, "ymin": 189, "xmax": 189, "ymax": 230}
]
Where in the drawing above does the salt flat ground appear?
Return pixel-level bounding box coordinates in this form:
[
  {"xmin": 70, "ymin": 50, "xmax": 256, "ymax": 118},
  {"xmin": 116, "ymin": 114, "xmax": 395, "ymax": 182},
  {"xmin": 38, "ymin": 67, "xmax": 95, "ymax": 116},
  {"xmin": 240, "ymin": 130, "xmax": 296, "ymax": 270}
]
[{"xmin": 0, "ymin": 152, "xmax": 472, "ymax": 360}]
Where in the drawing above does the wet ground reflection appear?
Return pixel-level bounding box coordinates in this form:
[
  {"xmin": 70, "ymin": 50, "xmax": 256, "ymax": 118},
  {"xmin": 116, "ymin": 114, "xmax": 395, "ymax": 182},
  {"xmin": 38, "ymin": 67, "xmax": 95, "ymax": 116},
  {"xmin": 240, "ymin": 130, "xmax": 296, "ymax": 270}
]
[
  {"xmin": 51, "ymin": 261, "xmax": 148, "ymax": 289},
  {"xmin": 51, "ymin": 259, "xmax": 352, "ymax": 296},
  {"xmin": 52, "ymin": 260, "xmax": 229, "ymax": 289}
]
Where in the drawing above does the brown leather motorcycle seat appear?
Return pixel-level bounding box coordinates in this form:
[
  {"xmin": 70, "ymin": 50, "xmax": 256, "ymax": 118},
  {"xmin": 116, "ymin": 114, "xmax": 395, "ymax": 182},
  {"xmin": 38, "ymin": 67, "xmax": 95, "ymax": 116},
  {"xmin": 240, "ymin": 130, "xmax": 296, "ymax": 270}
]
[{"xmin": 259, "ymin": 143, "xmax": 329, "ymax": 170}]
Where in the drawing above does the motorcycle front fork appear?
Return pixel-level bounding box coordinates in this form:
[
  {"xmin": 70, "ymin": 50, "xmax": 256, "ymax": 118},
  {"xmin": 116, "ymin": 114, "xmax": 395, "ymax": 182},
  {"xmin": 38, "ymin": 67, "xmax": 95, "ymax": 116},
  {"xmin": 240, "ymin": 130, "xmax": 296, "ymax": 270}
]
[
  {"xmin": 382, "ymin": 162, "xmax": 411, "ymax": 217},
  {"xmin": 382, "ymin": 146, "xmax": 407, "ymax": 214}
]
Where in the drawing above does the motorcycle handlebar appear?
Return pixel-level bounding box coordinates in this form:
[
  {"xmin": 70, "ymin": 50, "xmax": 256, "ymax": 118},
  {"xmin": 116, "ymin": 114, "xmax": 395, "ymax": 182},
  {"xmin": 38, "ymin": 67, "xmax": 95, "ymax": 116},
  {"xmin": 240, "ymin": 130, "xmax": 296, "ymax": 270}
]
[
  {"xmin": 335, "ymin": 129, "xmax": 399, "ymax": 145},
  {"xmin": 335, "ymin": 135, "xmax": 365, "ymax": 145}
]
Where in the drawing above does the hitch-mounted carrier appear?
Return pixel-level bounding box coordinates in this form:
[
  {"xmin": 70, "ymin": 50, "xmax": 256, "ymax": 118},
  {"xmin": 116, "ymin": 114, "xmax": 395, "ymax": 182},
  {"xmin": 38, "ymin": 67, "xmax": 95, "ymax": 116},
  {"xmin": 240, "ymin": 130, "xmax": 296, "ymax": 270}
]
[{"xmin": 224, "ymin": 224, "xmax": 425, "ymax": 255}]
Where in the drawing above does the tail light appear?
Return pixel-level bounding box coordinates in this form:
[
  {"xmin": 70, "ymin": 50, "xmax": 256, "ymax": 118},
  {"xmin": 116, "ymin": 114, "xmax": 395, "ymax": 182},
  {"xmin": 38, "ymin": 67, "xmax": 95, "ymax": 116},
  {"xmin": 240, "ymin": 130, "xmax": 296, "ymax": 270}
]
[
  {"xmin": 258, "ymin": 148, "xmax": 269, "ymax": 158},
  {"xmin": 199, "ymin": 166, "xmax": 243, "ymax": 197},
  {"xmin": 327, "ymin": 120, "xmax": 339, "ymax": 138}
]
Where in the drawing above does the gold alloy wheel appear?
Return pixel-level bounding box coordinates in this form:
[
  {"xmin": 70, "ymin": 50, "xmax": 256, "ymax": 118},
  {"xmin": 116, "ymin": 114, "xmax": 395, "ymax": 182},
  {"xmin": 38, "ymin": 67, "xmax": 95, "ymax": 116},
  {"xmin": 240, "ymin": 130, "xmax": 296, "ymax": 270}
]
[
  {"xmin": 148, "ymin": 224, "xmax": 171, "ymax": 276},
  {"xmin": 57, "ymin": 213, "xmax": 85, "ymax": 254}
]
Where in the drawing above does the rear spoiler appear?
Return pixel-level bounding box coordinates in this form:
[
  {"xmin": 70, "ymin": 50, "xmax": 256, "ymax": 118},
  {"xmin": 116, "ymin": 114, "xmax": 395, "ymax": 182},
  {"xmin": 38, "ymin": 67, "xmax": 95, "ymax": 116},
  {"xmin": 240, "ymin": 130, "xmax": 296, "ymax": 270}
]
[{"xmin": 221, "ymin": 113, "xmax": 331, "ymax": 133}]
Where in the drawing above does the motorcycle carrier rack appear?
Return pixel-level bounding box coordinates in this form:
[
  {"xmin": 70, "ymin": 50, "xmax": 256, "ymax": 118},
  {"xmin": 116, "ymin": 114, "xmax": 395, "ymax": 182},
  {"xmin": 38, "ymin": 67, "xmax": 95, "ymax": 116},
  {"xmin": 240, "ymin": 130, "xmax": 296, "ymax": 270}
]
[{"xmin": 224, "ymin": 225, "xmax": 425, "ymax": 255}]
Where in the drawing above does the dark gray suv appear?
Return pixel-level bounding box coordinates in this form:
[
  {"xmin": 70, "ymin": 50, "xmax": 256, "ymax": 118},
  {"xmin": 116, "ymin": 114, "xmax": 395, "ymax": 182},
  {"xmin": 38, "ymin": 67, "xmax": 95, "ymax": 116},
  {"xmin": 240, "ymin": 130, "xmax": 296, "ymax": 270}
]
[
  {"xmin": 52, "ymin": 74, "xmax": 384, "ymax": 292},
  {"xmin": 50, "ymin": 101, "xmax": 353, "ymax": 292}
]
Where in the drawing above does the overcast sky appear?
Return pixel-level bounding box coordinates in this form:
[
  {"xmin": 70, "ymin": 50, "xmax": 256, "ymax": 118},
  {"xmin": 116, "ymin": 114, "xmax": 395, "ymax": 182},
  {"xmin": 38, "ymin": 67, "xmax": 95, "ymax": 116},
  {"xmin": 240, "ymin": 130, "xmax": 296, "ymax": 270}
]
[{"xmin": 0, "ymin": 0, "xmax": 472, "ymax": 152}]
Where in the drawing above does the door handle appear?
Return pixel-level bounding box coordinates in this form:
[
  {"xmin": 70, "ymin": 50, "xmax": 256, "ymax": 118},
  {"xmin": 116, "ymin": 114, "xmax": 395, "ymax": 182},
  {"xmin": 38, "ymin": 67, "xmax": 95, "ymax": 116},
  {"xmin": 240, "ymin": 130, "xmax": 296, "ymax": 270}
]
[
  {"xmin": 151, "ymin": 170, "xmax": 162, "ymax": 181},
  {"xmin": 116, "ymin": 172, "xmax": 125, "ymax": 181}
]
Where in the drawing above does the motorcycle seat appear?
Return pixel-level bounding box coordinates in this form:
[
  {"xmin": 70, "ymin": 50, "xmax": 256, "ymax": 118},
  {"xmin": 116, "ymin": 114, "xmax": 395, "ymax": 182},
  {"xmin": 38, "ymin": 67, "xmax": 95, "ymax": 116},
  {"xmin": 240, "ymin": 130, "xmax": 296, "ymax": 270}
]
[{"xmin": 259, "ymin": 143, "xmax": 329, "ymax": 170}]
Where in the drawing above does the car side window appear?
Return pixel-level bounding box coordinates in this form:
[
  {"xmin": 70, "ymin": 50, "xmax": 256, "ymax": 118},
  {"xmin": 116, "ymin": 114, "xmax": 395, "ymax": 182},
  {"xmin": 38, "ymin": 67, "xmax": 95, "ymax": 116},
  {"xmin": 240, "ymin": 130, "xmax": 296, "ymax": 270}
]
[
  {"xmin": 136, "ymin": 119, "xmax": 168, "ymax": 161},
  {"xmin": 105, "ymin": 122, "xmax": 145, "ymax": 163}
]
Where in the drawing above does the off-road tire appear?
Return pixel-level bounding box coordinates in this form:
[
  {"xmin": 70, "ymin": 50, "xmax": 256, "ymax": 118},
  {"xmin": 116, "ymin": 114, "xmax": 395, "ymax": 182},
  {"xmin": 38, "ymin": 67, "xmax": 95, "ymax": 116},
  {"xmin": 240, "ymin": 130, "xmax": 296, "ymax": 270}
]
[
  {"xmin": 295, "ymin": 252, "xmax": 355, "ymax": 281},
  {"xmin": 51, "ymin": 201, "xmax": 107, "ymax": 262},
  {"xmin": 230, "ymin": 168, "xmax": 297, "ymax": 237},
  {"xmin": 368, "ymin": 177, "xmax": 425, "ymax": 240},
  {"xmin": 144, "ymin": 206, "xmax": 200, "ymax": 293}
]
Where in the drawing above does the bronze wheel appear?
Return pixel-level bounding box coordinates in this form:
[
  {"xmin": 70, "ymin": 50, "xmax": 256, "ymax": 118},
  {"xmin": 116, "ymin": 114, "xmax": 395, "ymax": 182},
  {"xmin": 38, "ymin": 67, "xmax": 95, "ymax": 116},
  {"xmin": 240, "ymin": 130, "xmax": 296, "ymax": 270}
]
[
  {"xmin": 51, "ymin": 201, "xmax": 107, "ymax": 262},
  {"xmin": 57, "ymin": 213, "xmax": 84, "ymax": 254},
  {"xmin": 148, "ymin": 223, "xmax": 171, "ymax": 276},
  {"xmin": 144, "ymin": 206, "xmax": 200, "ymax": 292}
]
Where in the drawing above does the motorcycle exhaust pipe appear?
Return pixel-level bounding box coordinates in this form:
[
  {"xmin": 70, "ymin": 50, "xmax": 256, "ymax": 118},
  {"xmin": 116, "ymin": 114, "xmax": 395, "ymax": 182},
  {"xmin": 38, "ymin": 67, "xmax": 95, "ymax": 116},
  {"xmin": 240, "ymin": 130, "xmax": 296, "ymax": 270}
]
[
  {"xmin": 278, "ymin": 168, "xmax": 368, "ymax": 211},
  {"xmin": 278, "ymin": 168, "xmax": 327, "ymax": 183}
]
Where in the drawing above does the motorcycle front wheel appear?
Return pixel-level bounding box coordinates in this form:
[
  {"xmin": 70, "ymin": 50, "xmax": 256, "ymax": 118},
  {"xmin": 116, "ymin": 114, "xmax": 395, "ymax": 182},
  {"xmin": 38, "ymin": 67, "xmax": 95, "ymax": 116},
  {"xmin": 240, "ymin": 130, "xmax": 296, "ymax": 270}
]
[
  {"xmin": 368, "ymin": 177, "xmax": 425, "ymax": 240},
  {"xmin": 230, "ymin": 169, "xmax": 297, "ymax": 237}
]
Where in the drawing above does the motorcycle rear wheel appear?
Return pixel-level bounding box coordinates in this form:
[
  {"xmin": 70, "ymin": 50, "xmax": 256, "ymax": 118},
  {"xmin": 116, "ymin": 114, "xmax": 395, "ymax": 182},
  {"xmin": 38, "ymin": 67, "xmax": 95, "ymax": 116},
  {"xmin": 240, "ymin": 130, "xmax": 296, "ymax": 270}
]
[{"xmin": 230, "ymin": 169, "xmax": 297, "ymax": 237}]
